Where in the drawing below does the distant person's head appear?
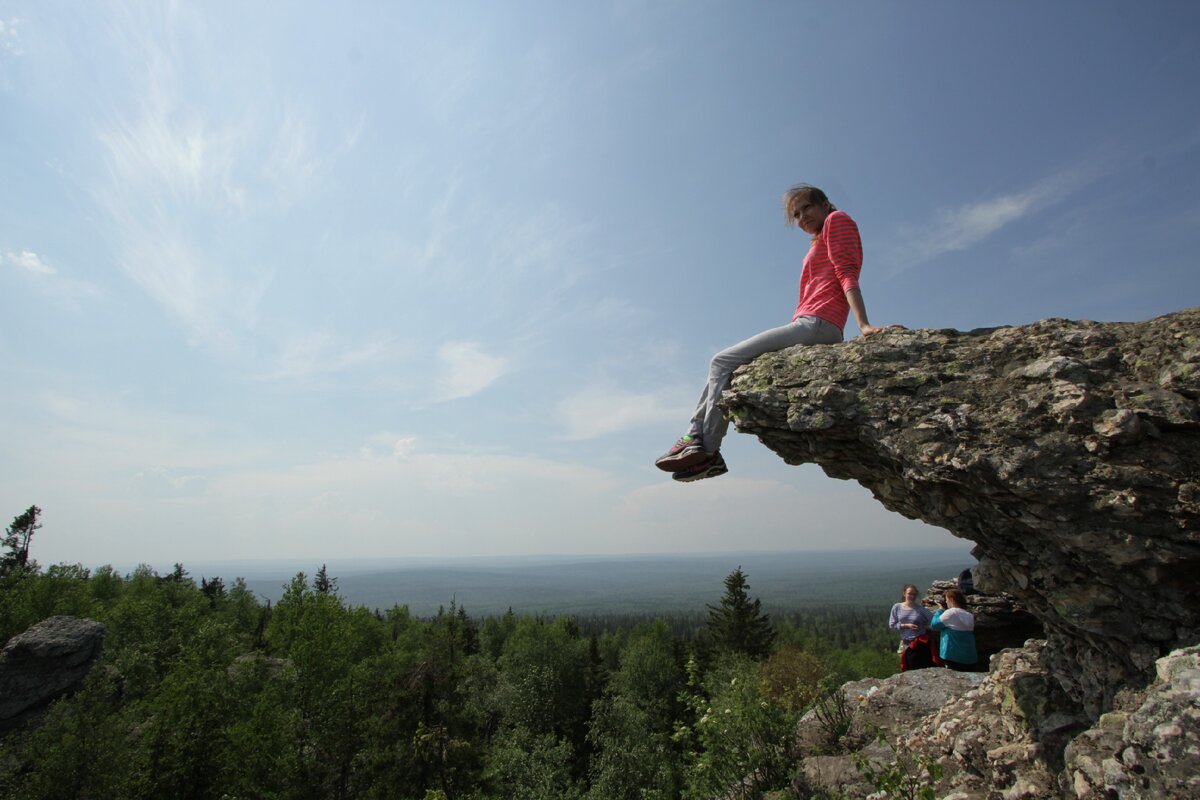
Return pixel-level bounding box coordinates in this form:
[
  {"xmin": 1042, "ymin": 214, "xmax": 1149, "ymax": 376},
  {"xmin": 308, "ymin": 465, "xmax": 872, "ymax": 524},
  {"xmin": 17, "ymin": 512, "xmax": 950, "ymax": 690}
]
[
  {"xmin": 901, "ymin": 583, "xmax": 920, "ymax": 603},
  {"xmin": 784, "ymin": 184, "xmax": 836, "ymax": 236},
  {"xmin": 944, "ymin": 588, "xmax": 966, "ymax": 608}
]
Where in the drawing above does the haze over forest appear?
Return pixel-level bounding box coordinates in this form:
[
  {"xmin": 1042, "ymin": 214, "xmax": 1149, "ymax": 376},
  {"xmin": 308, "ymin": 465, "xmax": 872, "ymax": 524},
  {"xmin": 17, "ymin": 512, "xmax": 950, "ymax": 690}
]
[{"xmin": 145, "ymin": 547, "xmax": 976, "ymax": 617}]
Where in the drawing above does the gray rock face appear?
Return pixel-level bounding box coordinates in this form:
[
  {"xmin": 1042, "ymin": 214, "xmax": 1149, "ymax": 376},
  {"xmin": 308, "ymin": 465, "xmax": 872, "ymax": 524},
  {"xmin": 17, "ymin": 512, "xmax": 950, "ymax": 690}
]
[
  {"xmin": 0, "ymin": 615, "xmax": 106, "ymax": 732},
  {"xmin": 792, "ymin": 667, "xmax": 986, "ymax": 798},
  {"xmin": 1065, "ymin": 645, "xmax": 1200, "ymax": 799},
  {"xmin": 798, "ymin": 641, "xmax": 1200, "ymax": 799},
  {"xmin": 900, "ymin": 640, "xmax": 1088, "ymax": 799},
  {"xmin": 723, "ymin": 308, "xmax": 1200, "ymax": 715}
]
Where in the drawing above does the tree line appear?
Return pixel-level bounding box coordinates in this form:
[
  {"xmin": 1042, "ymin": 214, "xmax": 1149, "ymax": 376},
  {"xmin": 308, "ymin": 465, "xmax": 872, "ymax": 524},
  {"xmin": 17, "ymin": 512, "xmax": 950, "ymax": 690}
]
[{"xmin": 1, "ymin": 506, "xmax": 900, "ymax": 799}]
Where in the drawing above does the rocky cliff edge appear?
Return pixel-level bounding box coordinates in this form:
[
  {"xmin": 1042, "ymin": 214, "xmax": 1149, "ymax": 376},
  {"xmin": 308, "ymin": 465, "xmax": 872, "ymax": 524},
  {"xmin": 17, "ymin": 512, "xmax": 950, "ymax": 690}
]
[{"xmin": 723, "ymin": 308, "xmax": 1200, "ymax": 716}]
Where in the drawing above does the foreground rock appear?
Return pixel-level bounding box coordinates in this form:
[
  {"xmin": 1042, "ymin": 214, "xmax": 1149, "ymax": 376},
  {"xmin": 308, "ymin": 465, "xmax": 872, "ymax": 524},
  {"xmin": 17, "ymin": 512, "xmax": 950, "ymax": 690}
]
[
  {"xmin": 791, "ymin": 666, "xmax": 986, "ymax": 798},
  {"xmin": 1065, "ymin": 645, "xmax": 1200, "ymax": 799},
  {"xmin": 724, "ymin": 308, "xmax": 1200, "ymax": 715},
  {"xmin": 794, "ymin": 642, "xmax": 1199, "ymax": 799},
  {"xmin": 0, "ymin": 616, "xmax": 106, "ymax": 734}
]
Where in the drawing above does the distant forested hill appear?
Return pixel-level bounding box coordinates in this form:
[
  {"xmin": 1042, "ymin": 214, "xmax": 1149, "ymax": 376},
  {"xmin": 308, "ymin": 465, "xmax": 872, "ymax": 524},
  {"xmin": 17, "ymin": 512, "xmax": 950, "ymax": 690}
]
[{"xmin": 195, "ymin": 548, "xmax": 974, "ymax": 616}]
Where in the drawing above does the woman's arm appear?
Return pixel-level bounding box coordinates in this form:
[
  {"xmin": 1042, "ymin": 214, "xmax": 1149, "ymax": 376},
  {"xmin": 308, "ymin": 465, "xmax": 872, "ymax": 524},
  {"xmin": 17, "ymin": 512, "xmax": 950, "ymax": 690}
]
[
  {"xmin": 929, "ymin": 609, "xmax": 946, "ymax": 631},
  {"xmin": 845, "ymin": 288, "xmax": 878, "ymax": 335},
  {"xmin": 888, "ymin": 603, "xmax": 901, "ymax": 631},
  {"xmin": 846, "ymin": 288, "xmax": 904, "ymax": 337}
]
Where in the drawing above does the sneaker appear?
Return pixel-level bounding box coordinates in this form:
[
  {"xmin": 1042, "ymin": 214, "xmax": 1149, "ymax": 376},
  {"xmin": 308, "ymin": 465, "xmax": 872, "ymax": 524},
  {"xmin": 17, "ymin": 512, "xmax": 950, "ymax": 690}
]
[
  {"xmin": 672, "ymin": 452, "xmax": 728, "ymax": 482},
  {"xmin": 655, "ymin": 434, "xmax": 708, "ymax": 472}
]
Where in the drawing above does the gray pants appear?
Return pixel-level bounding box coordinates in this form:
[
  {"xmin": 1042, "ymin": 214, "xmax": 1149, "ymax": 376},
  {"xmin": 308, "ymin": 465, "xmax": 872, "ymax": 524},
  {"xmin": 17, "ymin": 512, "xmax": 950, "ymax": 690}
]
[{"xmin": 688, "ymin": 315, "xmax": 842, "ymax": 454}]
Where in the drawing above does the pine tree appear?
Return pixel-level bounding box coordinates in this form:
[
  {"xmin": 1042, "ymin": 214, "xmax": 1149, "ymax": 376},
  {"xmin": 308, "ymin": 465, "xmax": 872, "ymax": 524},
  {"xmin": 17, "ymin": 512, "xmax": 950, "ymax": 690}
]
[
  {"xmin": 2, "ymin": 505, "xmax": 41, "ymax": 576},
  {"xmin": 705, "ymin": 567, "xmax": 776, "ymax": 659},
  {"xmin": 314, "ymin": 563, "xmax": 338, "ymax": 595}
]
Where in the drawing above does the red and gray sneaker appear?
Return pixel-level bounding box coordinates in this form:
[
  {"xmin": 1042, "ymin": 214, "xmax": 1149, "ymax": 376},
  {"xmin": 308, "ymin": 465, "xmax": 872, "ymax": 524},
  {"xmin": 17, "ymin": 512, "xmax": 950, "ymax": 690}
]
[
  {"xmin": 672, "ymin": 451, "xmax": 728, "ymax": 482},
  {"xmin": 655, "ymin": 434, "xmax": 708, "ymax": 472}
]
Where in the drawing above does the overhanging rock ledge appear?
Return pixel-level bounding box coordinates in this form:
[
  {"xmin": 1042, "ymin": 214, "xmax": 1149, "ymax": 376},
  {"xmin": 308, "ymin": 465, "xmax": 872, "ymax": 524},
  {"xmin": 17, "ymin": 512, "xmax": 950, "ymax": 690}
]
[{"xmin": 722, "ymin": 307, "xmax": 1200, "ymax": 716}]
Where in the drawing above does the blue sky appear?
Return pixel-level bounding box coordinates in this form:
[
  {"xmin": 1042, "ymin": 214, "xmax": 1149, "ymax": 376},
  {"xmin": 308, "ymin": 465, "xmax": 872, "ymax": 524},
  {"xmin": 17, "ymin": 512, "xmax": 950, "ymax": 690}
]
[{"xmin": 2, "ymin": 2, "xmax": 1198, "ymax": 568}]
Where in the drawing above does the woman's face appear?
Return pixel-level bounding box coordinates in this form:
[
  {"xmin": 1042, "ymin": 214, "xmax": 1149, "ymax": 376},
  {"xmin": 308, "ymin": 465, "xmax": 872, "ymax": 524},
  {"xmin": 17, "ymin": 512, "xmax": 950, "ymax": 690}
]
[
  {"xmin": 904, "ymin": 586, "xmax": 919, "ymax": 603},
  {"xmin": 794, "ymin": 199, "xmax": 832, "ymax": 235}
]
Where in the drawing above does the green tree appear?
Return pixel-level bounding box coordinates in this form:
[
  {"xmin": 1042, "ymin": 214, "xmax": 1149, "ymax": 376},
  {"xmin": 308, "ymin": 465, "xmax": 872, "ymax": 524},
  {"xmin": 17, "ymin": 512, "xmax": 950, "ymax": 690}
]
[
  {"xmin": 314, "ymin": 563, "xmax": 338, "ymax": 595},
  {"xmin": 760, "ymin": 644, "xmax": 825, "ymax": 712},
  {"xmin": 705, "ymin": 567, "xmax": 776, "ymax": 660},
  {"xmin": 680, "ymin": 655, "xmax": 797, "ymax": 800},
  {"xmin": 586, "ymin": 622, "xmax": 685, "ymax": 799},
  {"xmin": 483, "ymin": 725, "xmax": 583, "ymax": 800},
  {"xmin": 2, "ymin": 504, "xmax": 41, "ymax": 576}
]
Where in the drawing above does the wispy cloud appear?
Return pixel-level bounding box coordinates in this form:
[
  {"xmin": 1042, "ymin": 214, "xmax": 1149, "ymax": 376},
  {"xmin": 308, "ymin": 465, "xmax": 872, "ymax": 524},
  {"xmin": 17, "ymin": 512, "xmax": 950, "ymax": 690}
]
[
  {"xmin": 89, "ymin": 4, "xmax": 341, "ymax": 358},
  {"xmin": 90, "ymin": 7, "xmax": 254, "ymax": 353},
  {"xmin": 3, "ymin": 249, "xmax": 54, "ymax": 275},
  {"xmin": 2, "ymin": 249, "xmax": 104, "ymax": 304},
  {"xmin": 258, "ymin": 331, "xmax": 401, "ymax": 382},
  {"xmin": 0, "ymin": 17, "xmax": 22, "ymax": 57},
  {"xmin": 885, "ymin": 157, "xmax": 1110, "ymax": 275},
  {"xmin": 557, "ymin": 387, "xmax": 689, "ymax": 441},
  {"xmin": 434, "ymin": 341, "xmax": 509, "ymax": 401}
]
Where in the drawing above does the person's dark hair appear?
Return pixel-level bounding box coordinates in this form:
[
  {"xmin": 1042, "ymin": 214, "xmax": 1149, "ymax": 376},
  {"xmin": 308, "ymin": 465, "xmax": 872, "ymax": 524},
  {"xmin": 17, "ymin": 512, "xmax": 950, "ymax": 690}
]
[
  {"xmin": 783, "ymin": 183, "xmax": 836, "ymax": 227},
  {"xmin": 900, "ymin": 583, "xmax": 919, "ymax": 600},
  {"xmin": 944, "ymin": 588, "xmax": 966, "ymax": 607}
]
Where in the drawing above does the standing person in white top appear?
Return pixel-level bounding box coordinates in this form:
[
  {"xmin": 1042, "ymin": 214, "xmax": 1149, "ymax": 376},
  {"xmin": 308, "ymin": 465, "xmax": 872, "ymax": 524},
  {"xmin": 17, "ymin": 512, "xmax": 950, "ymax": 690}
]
[{"xmin": 930, "ymin": 588, "xmax": 978, "ymax": 671}]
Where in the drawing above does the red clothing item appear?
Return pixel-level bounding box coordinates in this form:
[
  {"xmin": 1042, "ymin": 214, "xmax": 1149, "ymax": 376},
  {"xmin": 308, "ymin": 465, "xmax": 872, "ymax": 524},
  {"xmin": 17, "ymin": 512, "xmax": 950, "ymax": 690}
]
[{"xmin": 793, "ymin": 210, "xmax": 863, "ymax": 332}]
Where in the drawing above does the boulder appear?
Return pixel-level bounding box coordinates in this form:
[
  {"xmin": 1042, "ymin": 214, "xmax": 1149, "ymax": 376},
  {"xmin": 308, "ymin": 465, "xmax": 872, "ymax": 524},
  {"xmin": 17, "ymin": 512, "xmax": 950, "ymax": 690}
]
[{"xmin": 0, "ymin": 615, "xmax": 106, "ymax": 734}]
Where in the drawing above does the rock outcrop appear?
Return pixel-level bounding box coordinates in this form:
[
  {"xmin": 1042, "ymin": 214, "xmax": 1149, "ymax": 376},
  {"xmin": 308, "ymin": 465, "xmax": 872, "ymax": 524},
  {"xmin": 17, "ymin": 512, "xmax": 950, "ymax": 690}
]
[
  {"xmin": 724, "ymin": 308, "xmax": 1200, "ymax": 716},
  {"xmin": 793, "ymin": 640, "xmax": 1199, "ymax": 799},
  {"xmin": 0, "ymin": 615, "xmax": 106, "ymax": 734},
  {"xmin": 1065, "ymin": 645, "xmax": 1200, "ymax": 799}
]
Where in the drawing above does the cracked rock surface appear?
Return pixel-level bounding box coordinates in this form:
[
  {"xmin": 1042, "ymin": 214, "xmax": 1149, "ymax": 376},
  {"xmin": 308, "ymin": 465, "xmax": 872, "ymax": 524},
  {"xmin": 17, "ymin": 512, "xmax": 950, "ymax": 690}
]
[{"xmin": 724, "ymin": 308, "xmax": 1200, "ymax": 715}]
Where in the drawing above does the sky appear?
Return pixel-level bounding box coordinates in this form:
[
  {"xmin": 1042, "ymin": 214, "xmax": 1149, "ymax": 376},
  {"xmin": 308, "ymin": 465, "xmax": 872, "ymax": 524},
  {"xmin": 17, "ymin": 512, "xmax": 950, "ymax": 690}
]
[{"xmin": 2, "ymin": 1, "xmax": 1198, "ymax": 569}]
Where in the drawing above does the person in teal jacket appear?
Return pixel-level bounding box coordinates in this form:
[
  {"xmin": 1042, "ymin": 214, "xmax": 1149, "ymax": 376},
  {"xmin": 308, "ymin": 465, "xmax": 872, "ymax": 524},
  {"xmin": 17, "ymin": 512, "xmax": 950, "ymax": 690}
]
[{"xmin": 930, "ymin": 588, "xmax": 977, "ymax": 671}]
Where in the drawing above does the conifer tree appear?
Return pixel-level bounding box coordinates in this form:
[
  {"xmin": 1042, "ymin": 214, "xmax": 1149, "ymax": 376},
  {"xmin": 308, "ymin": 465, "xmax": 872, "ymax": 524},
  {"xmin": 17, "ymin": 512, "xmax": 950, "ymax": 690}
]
[
  {"xmin": 705, "ymin": 567, "xmax": 776, "ymax": 659},
  {"xmin": 314, "ymin": 563, "xmax": 337, "ymax": 594},
  {"xmin": 2, "ymin": 505, "xmax": 41, "ymax": 576}
]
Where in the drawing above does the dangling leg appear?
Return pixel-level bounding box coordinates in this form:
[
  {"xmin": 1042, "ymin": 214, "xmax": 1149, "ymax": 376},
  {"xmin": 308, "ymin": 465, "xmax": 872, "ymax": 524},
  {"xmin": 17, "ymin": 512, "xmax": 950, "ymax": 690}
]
[
  {"xmin": 693, "ymin": 316, "xmax": 842, "ymax": 454},
  {"xmin": 657, "ymin": 316, "xmax": 841, "ymax": 477}
]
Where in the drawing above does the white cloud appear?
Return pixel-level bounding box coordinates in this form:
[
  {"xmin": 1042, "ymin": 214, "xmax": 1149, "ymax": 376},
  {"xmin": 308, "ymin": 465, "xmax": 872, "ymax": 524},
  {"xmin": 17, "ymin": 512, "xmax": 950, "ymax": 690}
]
[
  {"xmin": 4, "ymin": 249, "xmax": 55, "ymax": 275},
  {"xmin": 434, "ymin": 341, "xmax": 508, "ymax": 401},
  {"xmin": 2, "ymin": 249, "xmax": 104, "ymax": 304},
  {"xmin": 87, "ymin": 6, "xmax": 339, "ymax": 357},
  {"xmin": 885, "ymin": 158, "xmax": 1109, "ymax": 275},
  {"xmin": 0, "ymin": 17, "xmax": 22, "ymax": 57},
  {"xmin": 557, "ymin": 387, "xmax": 689, "ymax": 441},
  {"xmin": 263, "ymin": 105, "xmax": 320, "ymax": 201},
  {"xmin": 259, "ymin": 331, "xmax": 399, "ymax": 382},
  {"xmin": 360, "ymin": 431, "xmax": 418, "ymax": 459}
]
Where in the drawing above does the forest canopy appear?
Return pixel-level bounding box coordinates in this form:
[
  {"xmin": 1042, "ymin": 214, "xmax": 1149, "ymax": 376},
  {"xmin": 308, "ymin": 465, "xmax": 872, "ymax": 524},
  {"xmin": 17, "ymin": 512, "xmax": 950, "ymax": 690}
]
[{"xmin": 0, "ymin": 512, "xmax": 909, "ymax": 800}]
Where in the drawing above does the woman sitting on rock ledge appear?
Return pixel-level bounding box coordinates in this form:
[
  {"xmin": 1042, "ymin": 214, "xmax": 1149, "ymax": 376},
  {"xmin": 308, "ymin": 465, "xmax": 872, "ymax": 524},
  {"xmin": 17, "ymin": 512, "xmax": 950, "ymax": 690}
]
[{"xmin": 654, "ymin": 183, "xmax": 900, "ymax": 482}]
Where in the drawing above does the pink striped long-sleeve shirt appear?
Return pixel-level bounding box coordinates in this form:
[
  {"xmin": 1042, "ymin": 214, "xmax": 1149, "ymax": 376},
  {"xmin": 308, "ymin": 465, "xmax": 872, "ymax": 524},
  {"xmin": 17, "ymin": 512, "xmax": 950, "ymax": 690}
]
[{"xmin": 793, "ymin": 210, "xmax": 863, "ymax": 332}]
